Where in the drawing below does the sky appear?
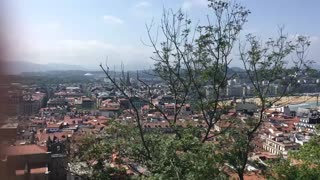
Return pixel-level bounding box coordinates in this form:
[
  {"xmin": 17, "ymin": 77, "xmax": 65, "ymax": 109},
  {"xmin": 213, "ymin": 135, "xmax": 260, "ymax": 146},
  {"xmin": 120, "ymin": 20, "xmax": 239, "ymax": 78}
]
[{"xmin": 4, "ymin": 0, "xmax": 320, "ymax": 70}]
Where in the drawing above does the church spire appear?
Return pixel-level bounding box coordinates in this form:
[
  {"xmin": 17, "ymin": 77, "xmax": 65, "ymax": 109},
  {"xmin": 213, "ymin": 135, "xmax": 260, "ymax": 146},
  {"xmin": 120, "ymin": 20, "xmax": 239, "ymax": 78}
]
[{"xmin": 126, "ymin": 71, "xmax": 131, "ymax": 86}]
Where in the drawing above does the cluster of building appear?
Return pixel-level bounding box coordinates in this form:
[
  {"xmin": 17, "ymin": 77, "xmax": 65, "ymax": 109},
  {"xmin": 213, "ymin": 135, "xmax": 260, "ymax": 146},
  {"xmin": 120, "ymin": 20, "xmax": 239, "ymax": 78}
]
[
  {"xmin": 1, "ymin": 82, "xmax": 103, "ymax": 180},
  {"xmin": 252, "ymin": 105, "xmax": 319, "ymax": 162},
  {"xmin": 7, "ymin": 83, "xmax": 47, "ymax": 116},
  {"xmin": 0, "ymin": 78, "xmax": 194, "ymax": 179},
  {"xmin": 1, "ymin": 73, "xmax": 320, "ymax": 180},
  {"xmin": 222, "ymin": 76, "xmax": 320, "ymax": 98}
]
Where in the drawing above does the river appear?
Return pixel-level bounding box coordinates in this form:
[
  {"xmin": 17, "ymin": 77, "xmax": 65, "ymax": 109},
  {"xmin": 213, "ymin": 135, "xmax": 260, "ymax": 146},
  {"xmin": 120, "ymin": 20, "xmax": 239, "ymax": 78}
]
[{"xmin": 288, "ymin": 101, "xmax": 319, "ymax": 111}]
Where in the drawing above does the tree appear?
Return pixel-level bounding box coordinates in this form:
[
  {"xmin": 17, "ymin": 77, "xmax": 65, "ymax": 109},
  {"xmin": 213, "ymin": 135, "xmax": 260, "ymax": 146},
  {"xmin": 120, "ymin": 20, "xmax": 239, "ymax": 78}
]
[
  {"xmin": 74, "ymin": 0, "xmax": 316, "ymax": 179},
  {"xmin": 98, "ymin": 1, "xmax": 250, "ymax": 178},
  {"xmin": 223, "ymin": 27, "xmax": 312, "ymax": 180},
  {"xmin": 191, "ymin": 0, "xmax": 250, "ymax": 142},
  {"xmin": 268, "ymin": 135, "xmax": 320, "ymax": 180}
]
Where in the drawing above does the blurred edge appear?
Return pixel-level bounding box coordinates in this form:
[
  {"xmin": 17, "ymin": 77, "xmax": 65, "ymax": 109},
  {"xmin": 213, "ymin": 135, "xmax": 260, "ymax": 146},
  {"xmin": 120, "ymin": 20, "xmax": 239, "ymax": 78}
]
[
  {"xmin": 0, "ymin": 0, "xmax": 9, "ymax": 116},
  {"xmin": 0, "ymin": 1, "xmax": 12, "ymax": 178}
]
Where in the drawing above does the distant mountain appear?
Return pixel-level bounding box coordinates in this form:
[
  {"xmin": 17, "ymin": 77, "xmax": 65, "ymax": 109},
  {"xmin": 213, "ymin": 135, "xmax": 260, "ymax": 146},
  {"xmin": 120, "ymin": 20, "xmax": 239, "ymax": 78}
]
[
  {"xmin": 229, "ymin": 67, "xmax": 245, "ymax": 72},
  {"xmin": 4, "ymin": 61, "xmax": 247, "ymax": 76},
  {"xmin": 311, "ymin": 64, "xmax": 320, "ymax": 70},
  {"xmin": 4, "ymin": 61, "xmax": 87, "ymax": 75}
]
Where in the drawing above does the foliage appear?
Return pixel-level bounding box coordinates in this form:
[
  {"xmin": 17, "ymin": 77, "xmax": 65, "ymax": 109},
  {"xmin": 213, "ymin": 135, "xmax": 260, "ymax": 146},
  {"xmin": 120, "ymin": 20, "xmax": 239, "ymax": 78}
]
[
  {"xmin": 93, "ymin": 0, "xmax": 314, "ymax": 179},
  {"xmin": 144, "ymin": 128, "xmax": 226, "ymax": 180},
  {"xmin": 236, "ymin": 26, "xmax": 312, "ymax": 180},
  {"xmin": 268, "ymin": 135, "xmax": 320, "ymax": 180},
  {"xmin": 72, "ymin": 120, "xmax": 228, "ymax": 179}
]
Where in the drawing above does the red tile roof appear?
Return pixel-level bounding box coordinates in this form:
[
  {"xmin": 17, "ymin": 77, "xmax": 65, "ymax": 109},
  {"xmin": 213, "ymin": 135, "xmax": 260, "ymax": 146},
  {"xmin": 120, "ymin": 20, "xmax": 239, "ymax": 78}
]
[
  {"xmin": 4, "ymin": 145, "xmax": 48, "ymax": 156},
  {"xmin": 46, "ymin": 123, "xmax": 61, "ymax": 128},
  {"xmin": 16, "ymin": 167, "xmax": 48, "ymax": 175},
  {"xmin": 30, "ymin": 167, "xmax": 48, "ymax": 174}
]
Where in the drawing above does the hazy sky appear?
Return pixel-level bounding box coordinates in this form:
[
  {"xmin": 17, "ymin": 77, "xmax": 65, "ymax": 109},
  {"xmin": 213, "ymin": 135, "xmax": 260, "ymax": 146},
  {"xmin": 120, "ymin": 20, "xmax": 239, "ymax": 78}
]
[{"xmin": 5, "ymin": 0, "xmax": 320, "ymax": 70}]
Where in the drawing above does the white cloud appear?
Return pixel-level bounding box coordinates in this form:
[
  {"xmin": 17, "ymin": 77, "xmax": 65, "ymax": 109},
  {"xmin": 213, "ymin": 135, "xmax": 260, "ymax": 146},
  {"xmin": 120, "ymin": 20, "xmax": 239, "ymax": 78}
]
[
  {"xmin": 182, "ymin": 0, "xmax": 207, "ymax": 11},
  {"xmin": 103, "ymin": 15, "xmax": 124, "ymax": 24},
  {"xmin": 133, "ymin": 1, "xmax": 151, "ymax": 9},
  {"xmin": 131, "ymin": 1, "xmax": 153, "ymax": 19}
]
